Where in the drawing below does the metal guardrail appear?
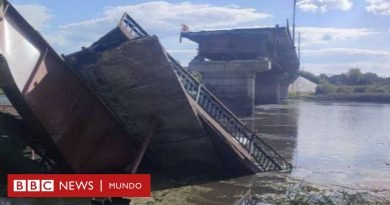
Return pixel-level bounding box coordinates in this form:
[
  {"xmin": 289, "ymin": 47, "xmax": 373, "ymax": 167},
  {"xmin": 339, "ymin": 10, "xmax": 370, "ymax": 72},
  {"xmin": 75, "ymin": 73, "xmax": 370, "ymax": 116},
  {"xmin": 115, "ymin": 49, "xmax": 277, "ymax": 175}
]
[
  {"xmin": 171, "ymin": 62, "xmax": 291, "ymax": 171},
  {"xmin": 120, "ymin": 13, "xmax": 291, "ymax": 172},
  {"xmin": 119, "ymin": 14, "xmax": 148, "ymax": 38}
]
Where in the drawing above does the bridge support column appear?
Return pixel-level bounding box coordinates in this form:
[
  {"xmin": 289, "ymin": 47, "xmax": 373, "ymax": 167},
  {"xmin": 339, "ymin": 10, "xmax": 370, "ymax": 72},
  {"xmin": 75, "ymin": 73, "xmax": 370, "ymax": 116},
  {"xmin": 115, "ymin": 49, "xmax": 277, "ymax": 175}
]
[
  {"xmin": 255, "ymin": 71, "xmax": 281, "ymax": 104},
  {"xmin": 279, "ymin": 83, "xmax": 289, "ymax": 100},
  {"xmin": 188, "ymin": 59, "xmax": 270, "ymax": 117}
]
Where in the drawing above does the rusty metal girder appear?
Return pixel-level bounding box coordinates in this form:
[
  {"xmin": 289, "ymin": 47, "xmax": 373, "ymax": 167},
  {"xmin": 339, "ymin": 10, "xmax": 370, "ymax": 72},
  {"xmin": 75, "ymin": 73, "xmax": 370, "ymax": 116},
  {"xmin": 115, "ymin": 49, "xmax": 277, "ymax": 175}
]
[{"xmin": 0, "ymin": 0, "xmax": 140, "ymax": 173}]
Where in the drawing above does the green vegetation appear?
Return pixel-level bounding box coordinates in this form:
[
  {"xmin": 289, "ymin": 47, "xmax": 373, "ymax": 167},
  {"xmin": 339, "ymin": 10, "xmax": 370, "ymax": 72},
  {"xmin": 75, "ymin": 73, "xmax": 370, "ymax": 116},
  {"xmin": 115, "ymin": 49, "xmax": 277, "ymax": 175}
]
[
  {"xmin": 245, "ymin": 179, "xmax": 390, "ymax": 205},
  {"xmin": 299, "ymin": 68, "xmax": 390, "ymax": 103},
  {"xmin": 272, "ymin": 182, "xmax": 390, "ymax": 205},
  {"xmin": 0, "ymin": 89, "xmax": 3, "ymax": 95}
]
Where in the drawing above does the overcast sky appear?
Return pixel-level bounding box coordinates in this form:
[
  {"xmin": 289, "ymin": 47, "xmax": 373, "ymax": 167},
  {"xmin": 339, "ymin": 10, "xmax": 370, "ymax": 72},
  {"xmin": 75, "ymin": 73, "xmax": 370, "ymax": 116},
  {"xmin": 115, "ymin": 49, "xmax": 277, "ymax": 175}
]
[{"xmin": 9, "ymin": 0, "xmax": 390, "ymax": 76}]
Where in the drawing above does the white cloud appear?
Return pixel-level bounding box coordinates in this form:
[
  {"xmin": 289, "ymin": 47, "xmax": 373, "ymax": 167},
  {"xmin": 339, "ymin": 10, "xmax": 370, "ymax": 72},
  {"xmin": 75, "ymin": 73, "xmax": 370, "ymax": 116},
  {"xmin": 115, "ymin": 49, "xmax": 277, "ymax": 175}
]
[
  {"xmin": 302, "ymin": 48, "xmax": 390, "ymax": 56},
  {"xmin": 297, "ymin": 0, "xmax": 353, "ymax": 12},
  {"xmin": 301, "ymin": 48, "xmax": 390, "ymax": 76},
  {"xmin": 297, "ymin": 27, "xmax": 377, "ymax": 47},
  {"xmin": 366, "ymin": 0, "xmax": 390, "ymax": 15},
  {"xmin": 44, "ymin": 1, "xmax": 271, "ymax": 53},
  {"xmin": 104, "ymin": 2, "xmax": 271, "ymax": 31},
  {"xmin": 15, "ymin": 4, "xmax": 52, "ymax": 30}
]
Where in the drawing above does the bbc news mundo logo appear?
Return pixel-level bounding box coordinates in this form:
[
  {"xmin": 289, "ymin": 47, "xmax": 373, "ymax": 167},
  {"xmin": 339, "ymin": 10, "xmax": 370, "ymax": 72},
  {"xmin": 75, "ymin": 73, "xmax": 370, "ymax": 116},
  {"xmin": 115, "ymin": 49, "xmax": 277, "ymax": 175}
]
[{"xmin": 8, "ymin": 174, "xmax": 151, "ymax": 197}]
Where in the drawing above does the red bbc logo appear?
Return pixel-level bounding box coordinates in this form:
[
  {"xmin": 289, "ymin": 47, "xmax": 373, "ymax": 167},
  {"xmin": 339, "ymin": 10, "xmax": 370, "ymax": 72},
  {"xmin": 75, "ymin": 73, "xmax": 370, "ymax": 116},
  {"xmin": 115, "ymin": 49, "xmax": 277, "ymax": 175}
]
[{"xmin": 13, "ymin": 180, "xmax": 54, "ymax": 192}]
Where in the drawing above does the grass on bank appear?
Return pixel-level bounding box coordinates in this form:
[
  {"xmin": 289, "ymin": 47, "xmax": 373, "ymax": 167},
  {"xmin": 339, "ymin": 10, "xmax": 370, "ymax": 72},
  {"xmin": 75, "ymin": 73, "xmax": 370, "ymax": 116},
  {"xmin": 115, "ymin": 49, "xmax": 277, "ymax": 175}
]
[
  {"xmin": 273, "ymin": 182, "xmax": 388, "ymax": 205},
  {"xmin": 252, "ymin": 180, "xmax": 390, "ymax": 205}
]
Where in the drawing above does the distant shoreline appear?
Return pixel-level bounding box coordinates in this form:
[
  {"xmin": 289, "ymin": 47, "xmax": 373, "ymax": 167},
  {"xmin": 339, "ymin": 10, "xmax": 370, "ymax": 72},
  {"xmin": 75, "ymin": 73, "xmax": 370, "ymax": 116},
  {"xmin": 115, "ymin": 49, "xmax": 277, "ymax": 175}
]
[{"xmin": 292, "ymin": 93, "xmax": 390, "ymax": 103}]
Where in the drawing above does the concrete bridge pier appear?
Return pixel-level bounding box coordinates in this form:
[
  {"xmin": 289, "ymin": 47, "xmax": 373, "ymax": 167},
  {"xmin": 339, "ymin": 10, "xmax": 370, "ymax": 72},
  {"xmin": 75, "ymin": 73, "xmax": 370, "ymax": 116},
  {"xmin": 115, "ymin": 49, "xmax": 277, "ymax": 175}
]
[
  {"xmin": 255, "ymin": 71, "xmax": 282, "ymax": 104},
  {"xmin": 189, "ymin": 59, "xmax": 270, "ymax": 117},
  {"xmin": 181, "ymin": 25, "xmax": 299, "ymax": 113},
  {"xmin": 279, "ymin": 83, "xmax": 290, "ymax": 100}
]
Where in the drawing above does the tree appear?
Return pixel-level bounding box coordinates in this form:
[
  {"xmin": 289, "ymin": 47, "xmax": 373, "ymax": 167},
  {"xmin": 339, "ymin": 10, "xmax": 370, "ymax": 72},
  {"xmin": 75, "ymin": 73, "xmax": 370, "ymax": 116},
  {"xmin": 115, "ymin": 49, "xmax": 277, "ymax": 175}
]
[
  {"xmin": 328, "ymin": 73, "xmax": 348, "ymax": 85},
  {"xmin": 360, "ymin": 72, "xmax": 378, "ymax": 85},
  {"xmin": 347, "ymin": 68, "xmax": 363, "ymax": 85}
]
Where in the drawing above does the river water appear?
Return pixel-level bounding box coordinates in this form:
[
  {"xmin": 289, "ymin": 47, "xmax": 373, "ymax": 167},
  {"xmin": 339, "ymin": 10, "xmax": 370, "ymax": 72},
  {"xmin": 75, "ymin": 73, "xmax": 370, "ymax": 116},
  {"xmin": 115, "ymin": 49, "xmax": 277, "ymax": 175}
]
[
  {"xmin": 246, "ymin": 101, "xmax": 390, "ymax": 192},
  {"xmin": 140, "ymin": 101, "xmax": 390, "ymax": 204},
  {"xmin": 2, "ymin": 100, "xmax": 390, "ymax": 204}
]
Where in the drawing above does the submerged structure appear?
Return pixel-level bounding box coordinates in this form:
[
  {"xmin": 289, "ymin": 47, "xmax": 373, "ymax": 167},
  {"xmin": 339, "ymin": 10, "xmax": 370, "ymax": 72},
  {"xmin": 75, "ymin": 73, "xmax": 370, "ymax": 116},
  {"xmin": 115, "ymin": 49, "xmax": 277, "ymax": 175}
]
[
  {"xmin": 0, "ymin": 0, "xmax": 290, "ymax": 184},
  {"xmin": 181, "ymin": 24, "xmax": 299, "ymax": 116}
]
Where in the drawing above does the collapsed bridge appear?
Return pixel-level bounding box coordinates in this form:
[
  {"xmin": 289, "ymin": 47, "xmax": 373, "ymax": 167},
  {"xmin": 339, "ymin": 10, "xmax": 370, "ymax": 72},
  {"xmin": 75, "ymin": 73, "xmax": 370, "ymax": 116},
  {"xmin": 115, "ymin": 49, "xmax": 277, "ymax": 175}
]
[
  {"xmin": 181, "ymin": 24, "xmax": 300, "ymax": 116},
  {"xmin": 0, "ymin": 0, "xmax": 291, "ymax": 181}
]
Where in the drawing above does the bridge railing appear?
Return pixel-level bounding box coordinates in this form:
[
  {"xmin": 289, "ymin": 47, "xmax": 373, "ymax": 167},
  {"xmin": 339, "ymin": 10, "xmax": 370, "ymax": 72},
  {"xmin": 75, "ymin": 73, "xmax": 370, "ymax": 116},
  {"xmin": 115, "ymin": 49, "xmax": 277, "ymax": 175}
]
[
  {"xmin": 120, "ymin": 13, "xmax": 292, "ymax": 172},
  {"xmin": 171, "ymin": 61, "xmax": 291, "ymax": 171}
]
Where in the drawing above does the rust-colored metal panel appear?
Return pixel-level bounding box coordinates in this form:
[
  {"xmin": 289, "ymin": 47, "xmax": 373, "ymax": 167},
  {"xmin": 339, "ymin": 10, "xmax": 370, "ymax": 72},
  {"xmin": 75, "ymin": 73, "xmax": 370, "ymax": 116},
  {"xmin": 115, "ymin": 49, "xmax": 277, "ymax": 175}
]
[{"xmin": 0, "ymin": 0, "xmax": 138, "ymax": 173}]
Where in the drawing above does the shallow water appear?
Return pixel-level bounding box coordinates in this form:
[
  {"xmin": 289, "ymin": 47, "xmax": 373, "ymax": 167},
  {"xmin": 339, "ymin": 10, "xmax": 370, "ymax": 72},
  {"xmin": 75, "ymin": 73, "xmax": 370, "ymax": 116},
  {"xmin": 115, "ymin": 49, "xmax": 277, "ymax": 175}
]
[
  {"xmin": 144, "ymin": 101, "xmax": 390, "ymax": 204},
  {"xmin": 246, "ymin": 101, "xmax": 390, "ymax": 192}
]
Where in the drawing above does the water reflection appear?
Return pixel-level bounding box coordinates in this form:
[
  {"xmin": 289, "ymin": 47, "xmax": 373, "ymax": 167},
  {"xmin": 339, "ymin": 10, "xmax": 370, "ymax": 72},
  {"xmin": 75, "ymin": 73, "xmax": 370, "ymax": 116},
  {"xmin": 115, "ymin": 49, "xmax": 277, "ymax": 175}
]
[
  {"xmin": 242, "ymin": 103, "xmax": 298, "ymax": 162},
  {"xmin": 291, "ymin": 101, "xmax": 390, "ymax": 192},
  {"xmin": 235, "ymin": 101, "xmax": 390, "ymax": 204},
  {"xmin": 2, "ymin": 100, "xmax": 390, "ymax": 204},
  {"xmin": 243, "ymin": 101, "xmax": 390, "ymax": 192}
]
